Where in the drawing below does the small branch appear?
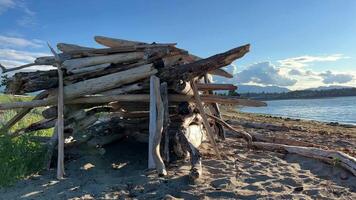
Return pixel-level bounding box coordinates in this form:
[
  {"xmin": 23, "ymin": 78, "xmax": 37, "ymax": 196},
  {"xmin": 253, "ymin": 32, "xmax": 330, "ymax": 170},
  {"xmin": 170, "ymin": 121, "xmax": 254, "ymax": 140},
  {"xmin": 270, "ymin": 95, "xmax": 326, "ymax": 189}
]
[{"xmin": 207, "ymin": 114, "xmax": 252, "ymax": 147}]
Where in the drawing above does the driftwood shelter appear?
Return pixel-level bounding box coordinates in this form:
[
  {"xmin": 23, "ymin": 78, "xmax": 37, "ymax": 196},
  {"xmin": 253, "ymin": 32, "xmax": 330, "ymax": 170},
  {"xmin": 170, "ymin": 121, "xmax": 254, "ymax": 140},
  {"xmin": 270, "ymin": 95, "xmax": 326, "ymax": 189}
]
[{"xmin": 0, "ymin": 36, "xmax": 355, "ymax": 181}]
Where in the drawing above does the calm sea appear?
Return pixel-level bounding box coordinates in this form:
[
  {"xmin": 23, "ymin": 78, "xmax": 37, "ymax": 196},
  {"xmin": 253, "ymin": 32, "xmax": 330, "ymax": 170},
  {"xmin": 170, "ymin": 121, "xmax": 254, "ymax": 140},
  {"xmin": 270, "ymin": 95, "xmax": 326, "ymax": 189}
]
[{"xmin": 240, "ymin": 96, "xmax": 356, "ymax": 125}]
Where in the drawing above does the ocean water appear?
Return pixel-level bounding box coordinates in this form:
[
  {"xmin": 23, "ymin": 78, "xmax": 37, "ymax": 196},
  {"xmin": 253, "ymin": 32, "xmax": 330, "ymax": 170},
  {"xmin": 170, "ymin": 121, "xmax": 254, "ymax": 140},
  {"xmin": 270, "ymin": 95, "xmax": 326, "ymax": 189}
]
[{"xmin": 240, "ymin": 96, "xmax": 356, "ymax": 125}]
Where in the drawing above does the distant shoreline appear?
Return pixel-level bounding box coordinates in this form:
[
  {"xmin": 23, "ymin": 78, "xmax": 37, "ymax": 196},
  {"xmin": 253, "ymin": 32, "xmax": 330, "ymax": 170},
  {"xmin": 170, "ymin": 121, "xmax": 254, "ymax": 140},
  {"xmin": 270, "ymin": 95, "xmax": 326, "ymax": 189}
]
[
  {"xmin": 258, "ymin": 95, "xmax": 356, "ymax": 101},
  {"xmin": 239, "ymin": 88, "xmax": 356, "ymax": 101}
]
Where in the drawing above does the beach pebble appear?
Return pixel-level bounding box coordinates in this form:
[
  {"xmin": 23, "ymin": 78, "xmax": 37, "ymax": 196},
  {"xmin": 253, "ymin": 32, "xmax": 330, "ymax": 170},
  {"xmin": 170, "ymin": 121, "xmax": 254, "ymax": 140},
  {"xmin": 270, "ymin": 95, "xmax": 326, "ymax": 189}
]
[
  {"xmin": 210, "ymin": 177, "xmax": 234, "ymax": 189},
  {"xmin": 340, "ymin": 172, "xmax": 348, "ymax": 180}
]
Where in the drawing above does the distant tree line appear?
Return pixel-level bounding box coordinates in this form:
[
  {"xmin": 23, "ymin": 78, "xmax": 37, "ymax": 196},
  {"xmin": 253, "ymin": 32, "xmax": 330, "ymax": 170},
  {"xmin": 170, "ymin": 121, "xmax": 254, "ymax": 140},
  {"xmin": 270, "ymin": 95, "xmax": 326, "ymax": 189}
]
[{"xmin": 228, "ymin": 88, "xmax": 356, "ymax": 100}]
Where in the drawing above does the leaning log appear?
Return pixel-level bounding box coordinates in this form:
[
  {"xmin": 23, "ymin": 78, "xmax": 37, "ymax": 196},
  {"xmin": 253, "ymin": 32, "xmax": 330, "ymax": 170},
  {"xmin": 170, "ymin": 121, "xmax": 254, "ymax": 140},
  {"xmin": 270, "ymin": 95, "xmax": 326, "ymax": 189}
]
[
  {"xmin": 0, "ymin": 93, "xmax": 266, "ymax": 110},
  {"xmin": 196, "ymin": 83, "xmax": 237, "ymax": 91},
  {"xmin": 160, "ymin": 44, "xmax": 250, "ymax": 81}
]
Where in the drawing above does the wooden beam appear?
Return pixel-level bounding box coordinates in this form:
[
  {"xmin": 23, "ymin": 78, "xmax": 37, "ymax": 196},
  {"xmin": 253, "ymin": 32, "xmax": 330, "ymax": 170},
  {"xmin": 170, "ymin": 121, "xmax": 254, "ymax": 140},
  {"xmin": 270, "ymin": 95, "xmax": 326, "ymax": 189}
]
[
  {"xmin": 63, "ymin": 52, "xmax": 144, "ymax": 73},
  {"xmin": 160, "ymin": 82, "xmax": 170, "ymax": 163},
  {"xmin": 48, "ymin": 43, "xmax": 65, "ymax": 179},
  {"xmin": 0, "ymin": 93, "xmax": 267, "ymax": 110},
  {"xmin": 153, "ymin": 76, "xmax": 167, "ymax": 176},
  {"xmin": 148, "ymin": 76, "xmax": 157, "ymax": 169}
]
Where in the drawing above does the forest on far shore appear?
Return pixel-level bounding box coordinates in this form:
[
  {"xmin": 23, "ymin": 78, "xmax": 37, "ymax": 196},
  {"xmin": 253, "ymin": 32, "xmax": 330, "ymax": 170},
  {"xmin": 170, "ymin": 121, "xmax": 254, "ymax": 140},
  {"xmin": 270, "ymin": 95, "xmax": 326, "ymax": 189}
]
[{"xmin": 226, "ymin": 88, "xmax": 356, "ymax": 100}]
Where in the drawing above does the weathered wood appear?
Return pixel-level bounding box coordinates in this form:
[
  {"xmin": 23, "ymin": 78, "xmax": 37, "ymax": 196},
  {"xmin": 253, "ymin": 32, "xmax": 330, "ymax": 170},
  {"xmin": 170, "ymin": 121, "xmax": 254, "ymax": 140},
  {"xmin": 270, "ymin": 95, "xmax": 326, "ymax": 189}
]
[
  {"xmin": 252, "ymin": 142, "xmax": 356, "ymax": 176},
  {"xmin": 196, "ymin": 83, "xmax": 237, "ymax": 91},
  {"xmin": 160, "ymin": 82, "xmax": 170, "ymax": 163},
  {"xmin": 63, "ymin": 52, "xmax": 144, "ymax": 73},
  {"xmin": 0, "ymin": 93, "xmax": 266, "ymax": 110},
  {"xmin": 152, "ymin": 76, "xmax": 167, "ymax": 176},
  {"xmin": 0, "ymin": 63, "xmax": 37, "ymax": 73},
  {"xmin": 160, "ymin": 44, "xmax": 250, "ymax": 81},
  {"xmin": 5, "ymin": 70, "xmax": 58, "ymax": 94},
  {"xmin": 190, "ymin": 81, "xmax": 222, "ymax": 159},
  {"xmin": 49, "ymin": 43, "xmax": 65, "ymax": 180},
  {"xmin": 148, "ymin": 76, "xmax": 157, "ymax": 169},
  {"xmin": 95, "ymin": 36, "xmax": 146, "ymax": 47},
  {"xmin": 99, "ymin": 83, "xmax": 144, "ymax": 95},
  {"xmin": 70, "ymin": 63, "xmax": 111, "ymax": 74},
  {"xmin": 57, "ymin": 43, "xmax": 94, "ymax": 53},
  {"xmin": 208, "ymin": 69, "xmax": 234, "ymax": 78}
]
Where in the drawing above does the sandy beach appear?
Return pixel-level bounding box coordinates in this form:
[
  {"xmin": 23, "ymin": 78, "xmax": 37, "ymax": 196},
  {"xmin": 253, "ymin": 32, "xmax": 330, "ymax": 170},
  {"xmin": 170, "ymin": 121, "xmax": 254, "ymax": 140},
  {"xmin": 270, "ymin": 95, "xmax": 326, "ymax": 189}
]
[{"xmin": 0, "ymin": 111, "xmax": 355, "ymax": 199}]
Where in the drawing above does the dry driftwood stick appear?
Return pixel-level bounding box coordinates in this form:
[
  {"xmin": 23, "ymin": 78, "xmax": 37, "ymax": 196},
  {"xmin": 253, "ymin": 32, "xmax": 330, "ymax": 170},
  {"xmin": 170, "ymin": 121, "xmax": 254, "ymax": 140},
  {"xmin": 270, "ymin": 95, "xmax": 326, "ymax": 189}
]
[
  {"xmin": 207, "ymin": 114, "xmax": 252, "ymax": 146},
  {"xmin": 57, "ymin": 43, "xmax": 94, "ymax": 53},
  {"xmin": 49, "ymin": 43, "xmax": 65, "ymax": 180},
  {"xmin": 0, "ymin": 93, "xmax": 266, "ymax": 110},
  {"xmin": 190, "ymin": 81, "xmax": 222, "ymax": 159},
  {"xmin": 0, "ymin": 91, "xmax": 48, "ymax": 133},
  {"xmin": 94, "ymin": 35, "xmax": 177, "ymax": 48},
  {"xmin": 148, "ymin": 76, "xmax": 157, "ymax": 169},
  {"xmin": 160, "ymin": 82, "xmax": 171, "ymax": 163},
  {"xmin": 196, "ymin": 83, "xmax": 237, "ymax": 91},
  {"xmin": 252, "ymin": 142, "xmax": 356, "ymax": 176},
  {"xmin": 63, "ymin": 52, "xmax": 144, "ymax": 73},
  {"xmin": 153, "ymin": 76, "xmax": 167, "ymax": 176},
  {"xmin": 95, "ymin": 35, "xmax": 146, "ymax": 47},
  {"xmin": 0, "ymin": 63, "xmax": 37, "ymax": 73},
  {"xmin": 160, "ymin": 44, "xmax": 250, "ymax": 81}
]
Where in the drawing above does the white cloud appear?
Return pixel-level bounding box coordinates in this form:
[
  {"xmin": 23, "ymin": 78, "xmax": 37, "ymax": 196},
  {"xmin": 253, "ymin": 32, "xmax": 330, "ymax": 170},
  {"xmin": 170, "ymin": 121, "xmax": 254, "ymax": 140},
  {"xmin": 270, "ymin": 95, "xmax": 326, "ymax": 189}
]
[
  {"xmin": 0, "ymin": 48, "xmax": 48, "ymax": 63},
  {"xmin": 278, "ymin": 54, "xmax": 347, "ymax": 68},
  {"xmin": 0, "ymin": 0, "xmax": 15, "ymax": 14},
  {"xmin": 319, "ymin": 71, "xmax": 354, "ymax": 84},
  {"xmin": 235, "ymin": 62, "xmax": 297, "ymax": 86},
  {"xmin": 0, "ymin": 35, "xmax": 44, "ymax": 48}
]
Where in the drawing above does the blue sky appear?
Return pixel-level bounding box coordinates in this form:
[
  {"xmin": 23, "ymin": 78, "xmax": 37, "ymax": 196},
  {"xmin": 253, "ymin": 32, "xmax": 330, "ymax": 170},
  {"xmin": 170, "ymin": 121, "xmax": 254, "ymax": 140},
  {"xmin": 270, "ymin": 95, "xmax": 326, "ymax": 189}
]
[{"xmin": 0, "ymin": 0, "xmax": 355, "ymax": 90}]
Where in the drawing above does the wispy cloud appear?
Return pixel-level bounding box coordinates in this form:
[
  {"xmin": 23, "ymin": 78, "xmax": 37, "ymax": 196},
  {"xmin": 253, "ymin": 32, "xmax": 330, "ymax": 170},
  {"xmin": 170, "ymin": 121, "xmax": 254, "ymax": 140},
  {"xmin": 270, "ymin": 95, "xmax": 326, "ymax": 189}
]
[
  {"xmin": 0, "ymin": 35, "xmax": 44, "ymax": 49},
  {"xmin": 0, "ymin": 0, "xmax": 36, "ymax": 27},
  {"xmin": 0, "ymin": 0, "xmax": 15, "ymax": 14},
  {"xmin": 278, "ymin": 54, "xmax": 347, "ymax": 68}
]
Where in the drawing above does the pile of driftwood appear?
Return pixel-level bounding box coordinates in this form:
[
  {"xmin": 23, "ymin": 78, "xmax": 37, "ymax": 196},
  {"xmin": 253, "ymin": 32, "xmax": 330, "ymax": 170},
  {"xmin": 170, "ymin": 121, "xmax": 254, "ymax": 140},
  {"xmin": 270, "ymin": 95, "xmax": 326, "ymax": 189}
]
[
  {"xmin": 0, "ymin": 36, "xmax": 265, "ymax": 180},
  {"xmin": 1, "ymin": 36, "xmax": 355, "ymax": 180}
]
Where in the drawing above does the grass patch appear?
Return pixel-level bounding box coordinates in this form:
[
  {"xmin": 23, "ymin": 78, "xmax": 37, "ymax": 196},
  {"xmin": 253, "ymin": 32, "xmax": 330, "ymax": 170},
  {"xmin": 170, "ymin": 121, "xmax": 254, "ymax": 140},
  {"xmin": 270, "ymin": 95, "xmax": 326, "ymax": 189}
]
[{"xmin": 0, "ymin": 94, "xmax": 52, "ymax": 187}]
